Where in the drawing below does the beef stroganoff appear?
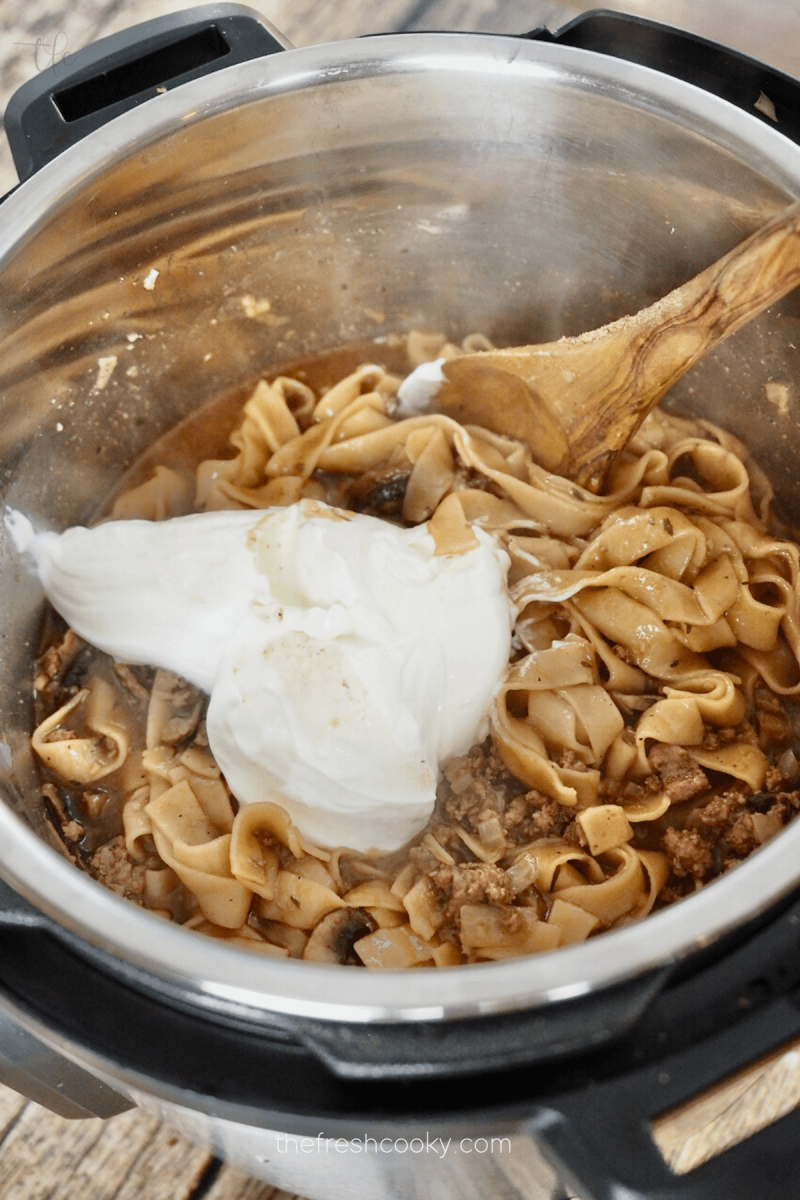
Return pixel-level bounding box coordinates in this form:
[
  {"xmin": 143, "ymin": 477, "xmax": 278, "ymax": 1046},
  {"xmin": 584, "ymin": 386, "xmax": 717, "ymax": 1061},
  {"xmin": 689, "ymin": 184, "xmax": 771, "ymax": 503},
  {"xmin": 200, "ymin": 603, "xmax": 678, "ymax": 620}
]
[{"xmin": 18, "ymin": 331, "xmax": 800, "ymax": 967}]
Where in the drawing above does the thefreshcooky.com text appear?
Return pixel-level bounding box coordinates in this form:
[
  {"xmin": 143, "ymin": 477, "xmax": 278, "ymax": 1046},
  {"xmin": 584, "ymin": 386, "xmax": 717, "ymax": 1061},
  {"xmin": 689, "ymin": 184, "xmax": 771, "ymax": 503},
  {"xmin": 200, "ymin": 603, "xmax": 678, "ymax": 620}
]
[{"xmin": 275, "ymin": 1133, "xmax": 512, "ymax": 1159}]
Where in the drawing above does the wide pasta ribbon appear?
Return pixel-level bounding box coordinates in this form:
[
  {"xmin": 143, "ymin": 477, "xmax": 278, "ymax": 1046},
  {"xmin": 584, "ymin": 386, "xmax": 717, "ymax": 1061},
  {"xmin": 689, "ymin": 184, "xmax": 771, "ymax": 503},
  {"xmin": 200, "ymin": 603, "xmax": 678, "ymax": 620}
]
[
  {"xmin": 146, "ymin": 780, "xmax": 251, "ymax": 929},
  {"xmin": 196, "ymin": 375, "xmax": 315, "ymax": 509},
  {"xmin": 32, "ymin": 678, "xmax": 129, "ymax": 784}
]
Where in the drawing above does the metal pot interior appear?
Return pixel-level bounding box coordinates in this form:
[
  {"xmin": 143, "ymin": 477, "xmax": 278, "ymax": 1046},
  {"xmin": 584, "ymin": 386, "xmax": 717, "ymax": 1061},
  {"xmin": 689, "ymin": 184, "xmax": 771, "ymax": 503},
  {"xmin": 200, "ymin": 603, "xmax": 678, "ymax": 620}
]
[{"xmin": 2, "ymin": 33, "xmax": 800, "ymax": 1022}]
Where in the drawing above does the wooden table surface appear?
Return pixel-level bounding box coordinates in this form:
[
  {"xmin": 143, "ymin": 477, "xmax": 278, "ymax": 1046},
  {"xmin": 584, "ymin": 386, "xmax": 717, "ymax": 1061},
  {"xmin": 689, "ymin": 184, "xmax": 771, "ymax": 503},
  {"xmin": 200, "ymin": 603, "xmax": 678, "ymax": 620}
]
[{"xmin": 3, "ymin": 2, "xmax": 800, "ymax": 1198}]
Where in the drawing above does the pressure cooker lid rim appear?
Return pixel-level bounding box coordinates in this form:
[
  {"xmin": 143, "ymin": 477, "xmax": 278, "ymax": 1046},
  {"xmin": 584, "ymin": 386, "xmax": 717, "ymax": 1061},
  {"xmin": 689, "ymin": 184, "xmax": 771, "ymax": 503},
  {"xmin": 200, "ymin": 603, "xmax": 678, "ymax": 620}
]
[{"xmin": 2, "ymin": 29, "xmax": 800, "ymax": 261}]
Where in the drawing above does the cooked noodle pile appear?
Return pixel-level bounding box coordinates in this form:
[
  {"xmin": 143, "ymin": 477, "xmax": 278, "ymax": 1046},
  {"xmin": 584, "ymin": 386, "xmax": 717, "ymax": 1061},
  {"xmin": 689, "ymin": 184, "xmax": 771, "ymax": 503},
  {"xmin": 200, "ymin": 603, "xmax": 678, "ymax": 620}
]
[{"xmin": 32, "ymin": 332, "xmax": 800, "ymax": 967}]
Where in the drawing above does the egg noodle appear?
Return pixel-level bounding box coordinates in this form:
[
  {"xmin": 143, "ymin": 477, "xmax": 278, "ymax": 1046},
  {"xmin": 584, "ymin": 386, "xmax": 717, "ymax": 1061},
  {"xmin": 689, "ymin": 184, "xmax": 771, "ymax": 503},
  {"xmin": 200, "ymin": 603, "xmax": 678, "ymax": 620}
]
[{"xmin": 31, "ymin": 333, "xmax": 800, "ymax": 967}]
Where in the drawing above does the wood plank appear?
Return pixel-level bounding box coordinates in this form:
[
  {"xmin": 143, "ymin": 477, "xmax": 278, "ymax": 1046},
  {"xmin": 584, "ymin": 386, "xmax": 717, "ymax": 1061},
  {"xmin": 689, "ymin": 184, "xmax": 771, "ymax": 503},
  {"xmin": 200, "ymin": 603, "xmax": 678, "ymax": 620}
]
[
  {"xmin": 402, "ymin": 0, "xmax": 547, "ymax": 34},
  {"xmin": 651, "ymin": 1032, "xmax": 800, "ymax": 1175},
  {"xmin": 0, "ymin": 1092, "xmax": 210, "ymax": 1200},
  {"xmin": 99, "ymin": 1117, "xmax": 213, "ymax": 1200},
  {"xmin": 0, "ymin": 1082, "xmax": 297, "ymax": 1200},
  {"xmin": 260, "ymin": 0, "xmax": 425, "ymax": 45},
  {"xmin": 0, "ymin": 1086, "xmax": 27, "ymax": 1139}
]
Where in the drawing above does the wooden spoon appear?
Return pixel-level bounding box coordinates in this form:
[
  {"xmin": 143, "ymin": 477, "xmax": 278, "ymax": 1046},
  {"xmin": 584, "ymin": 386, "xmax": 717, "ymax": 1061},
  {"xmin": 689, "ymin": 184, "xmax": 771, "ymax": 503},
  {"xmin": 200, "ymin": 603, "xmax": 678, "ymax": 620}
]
[{"xmin": 434, "ymin": 197, "xmax": 800, "ymax": 492}]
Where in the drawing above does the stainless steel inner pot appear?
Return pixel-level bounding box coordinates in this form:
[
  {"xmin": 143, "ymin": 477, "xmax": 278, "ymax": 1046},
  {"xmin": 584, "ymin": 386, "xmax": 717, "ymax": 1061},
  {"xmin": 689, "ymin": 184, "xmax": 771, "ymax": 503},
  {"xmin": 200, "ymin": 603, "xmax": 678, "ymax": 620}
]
[{"xmin": 3, "ymin": 24, "xmax": 800, "ymax": 1036}]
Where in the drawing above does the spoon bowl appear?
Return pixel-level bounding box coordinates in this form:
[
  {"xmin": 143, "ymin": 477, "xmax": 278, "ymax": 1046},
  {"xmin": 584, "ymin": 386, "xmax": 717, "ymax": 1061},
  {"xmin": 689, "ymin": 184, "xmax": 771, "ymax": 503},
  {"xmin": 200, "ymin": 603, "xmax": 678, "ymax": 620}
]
[{"xmin": 434, "ymin": 197, "xmax": 800, "ymax": 491}]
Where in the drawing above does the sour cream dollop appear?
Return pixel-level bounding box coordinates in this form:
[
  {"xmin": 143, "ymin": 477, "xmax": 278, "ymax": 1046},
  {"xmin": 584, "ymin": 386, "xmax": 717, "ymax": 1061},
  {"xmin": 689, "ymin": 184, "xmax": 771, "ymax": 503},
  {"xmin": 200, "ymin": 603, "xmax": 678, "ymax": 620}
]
[{"xmin": 7, "ymin": 501, "xmax": 512, "ymax": 852}]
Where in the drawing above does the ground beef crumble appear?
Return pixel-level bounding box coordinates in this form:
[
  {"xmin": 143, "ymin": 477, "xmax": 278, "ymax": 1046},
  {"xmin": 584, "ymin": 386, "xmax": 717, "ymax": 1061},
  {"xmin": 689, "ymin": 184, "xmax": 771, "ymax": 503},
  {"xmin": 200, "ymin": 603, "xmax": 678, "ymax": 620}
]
[
  {"xmin": 431, "ymin": 862, "xmax": 514, "ymax": 920},
  {"xmin": 693, "ymin": 791, "xmax": 740, "ymax": 828},
  {"xmin": 438, "ymin": 742, "xmax": 583, "ymax": 851},
  {"xmin": 661, "ymin": 827, "xmax": 713, "ymax": 879},
  {"xmin": 503, "ymin": 791, "xmax": 573, "ymax": 841},
  {"xmin": 726, "ymin": 814, "xmax": 756, "ymax": 857},
  {"xmin": 440, "ymin": 742, "xmax": 526, "ymax": 826},
  {"xmin": 648, "ymin": 744, "xmax": 709, "ymax": 802},
  {"xmin": 88, "ymin": 836, "xmax": 146, "ymax": 903}
]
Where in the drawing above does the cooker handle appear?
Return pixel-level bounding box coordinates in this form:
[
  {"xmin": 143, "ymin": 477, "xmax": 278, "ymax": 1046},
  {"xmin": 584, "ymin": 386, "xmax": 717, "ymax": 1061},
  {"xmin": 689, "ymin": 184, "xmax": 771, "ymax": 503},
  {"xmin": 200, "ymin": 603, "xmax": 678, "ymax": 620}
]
[
  {"xmin": 527, "ymin": 10, "xmax": 800, "ymax": 146},
  {"xmin": 526, "ymin": 991, "xmax": 800, "ymax": 1200},
  {"xmin": 3, "ymin": 3, "xmax": 289, "ymax": 182},
  {"xmin": 0, "ymin": 879, "xmax": 134, "ymax": 1118}
]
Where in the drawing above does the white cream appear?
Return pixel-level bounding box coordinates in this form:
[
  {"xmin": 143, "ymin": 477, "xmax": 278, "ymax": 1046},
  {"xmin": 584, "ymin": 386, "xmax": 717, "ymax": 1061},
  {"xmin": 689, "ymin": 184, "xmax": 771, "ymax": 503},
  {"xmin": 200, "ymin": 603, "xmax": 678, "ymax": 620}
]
[
  {"xmin": 395, "ymin": 357, "xmax": 446, "ymax": 416},
  {"xmin": 6, "ymin": 508, "xmax": 263, "ymax": 693},
  {"xmin": 7, "ymin": 501, "xmax": 512, "ymax": 852}
]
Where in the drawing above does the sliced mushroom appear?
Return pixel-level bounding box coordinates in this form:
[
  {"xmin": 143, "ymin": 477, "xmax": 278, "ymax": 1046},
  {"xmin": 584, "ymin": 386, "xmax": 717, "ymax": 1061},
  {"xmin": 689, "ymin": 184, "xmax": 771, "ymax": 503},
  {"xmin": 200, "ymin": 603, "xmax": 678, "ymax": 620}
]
[{"xmin": 302, "ymin": 907, "xmax": 375, "ymax": 964}]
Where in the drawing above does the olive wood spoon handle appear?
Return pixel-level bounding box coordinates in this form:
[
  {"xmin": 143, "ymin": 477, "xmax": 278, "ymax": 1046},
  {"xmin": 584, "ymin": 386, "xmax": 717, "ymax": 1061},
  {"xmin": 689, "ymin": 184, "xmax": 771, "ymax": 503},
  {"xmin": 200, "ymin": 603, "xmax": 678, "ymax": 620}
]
[{"xmin": 435, "ymin": 197, "xmax": 800, "ymax": 492}]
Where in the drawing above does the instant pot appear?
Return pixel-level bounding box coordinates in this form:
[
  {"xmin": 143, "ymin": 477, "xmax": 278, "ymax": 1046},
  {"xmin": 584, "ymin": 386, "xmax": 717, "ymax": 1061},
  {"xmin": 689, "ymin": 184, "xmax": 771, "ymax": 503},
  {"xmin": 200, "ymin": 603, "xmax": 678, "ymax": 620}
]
[{"xmin": 3, "ymin": 6, "xmax": 800, "ymax": 1198}]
